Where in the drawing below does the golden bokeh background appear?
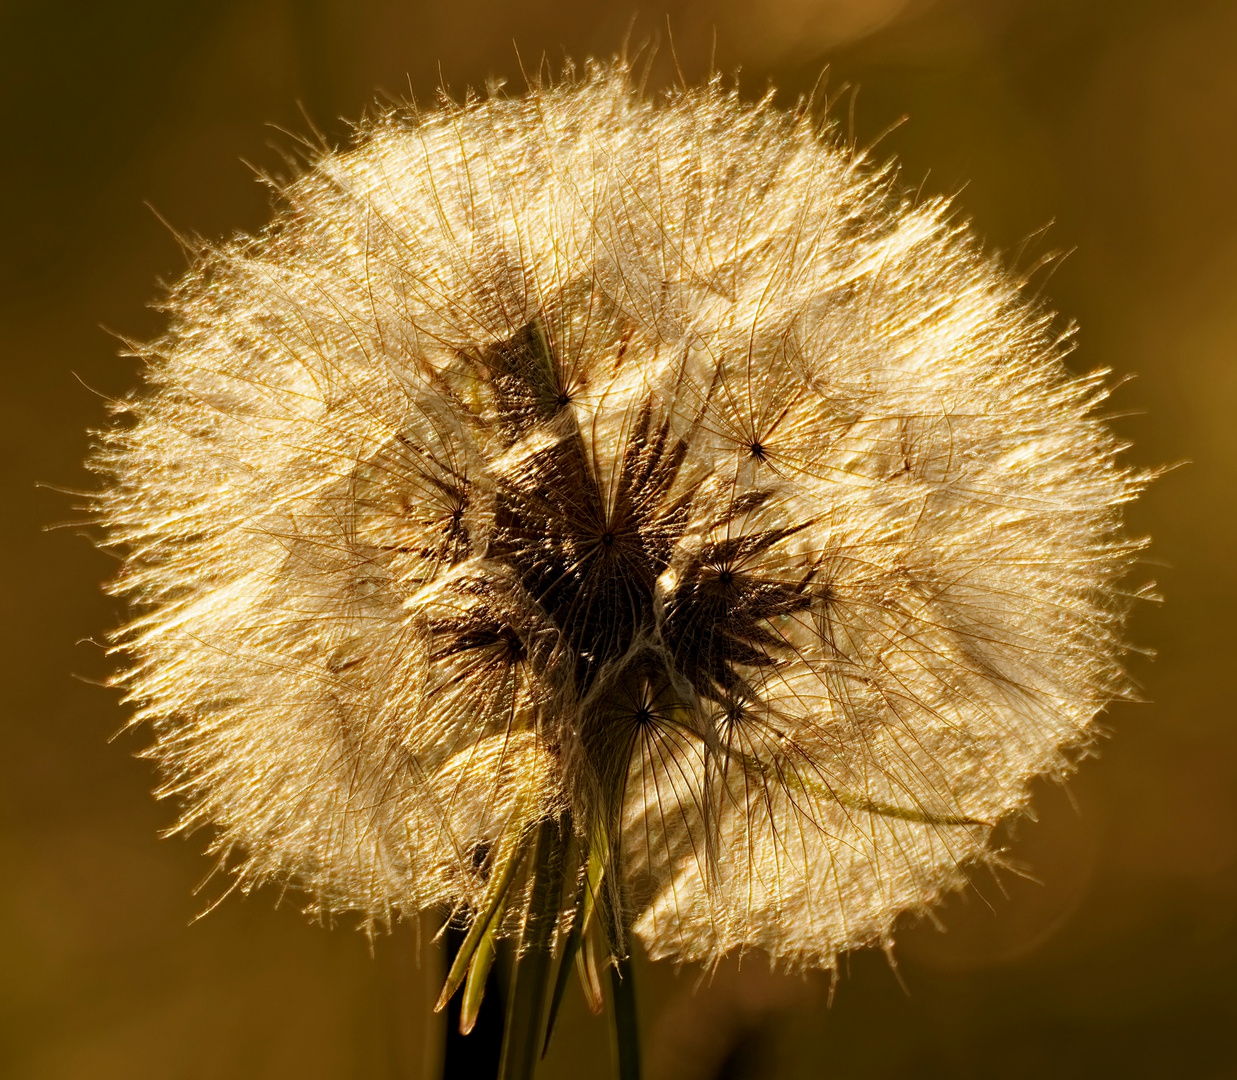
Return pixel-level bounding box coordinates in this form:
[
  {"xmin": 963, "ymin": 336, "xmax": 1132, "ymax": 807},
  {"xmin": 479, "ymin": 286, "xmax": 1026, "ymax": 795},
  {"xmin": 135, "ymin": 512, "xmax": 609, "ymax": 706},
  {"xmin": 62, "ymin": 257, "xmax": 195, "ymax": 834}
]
[{"xmin": 3, "ymin": 1, "xmax": 1235, "ymax": 1076}]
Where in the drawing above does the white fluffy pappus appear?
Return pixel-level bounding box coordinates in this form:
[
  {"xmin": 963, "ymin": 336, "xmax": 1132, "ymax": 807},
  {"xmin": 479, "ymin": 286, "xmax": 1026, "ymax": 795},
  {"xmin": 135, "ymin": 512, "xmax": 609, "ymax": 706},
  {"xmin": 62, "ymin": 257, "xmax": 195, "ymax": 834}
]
[{"xmin": 94, "ymin": 66, "xmax": 1146, "ymax": 981}]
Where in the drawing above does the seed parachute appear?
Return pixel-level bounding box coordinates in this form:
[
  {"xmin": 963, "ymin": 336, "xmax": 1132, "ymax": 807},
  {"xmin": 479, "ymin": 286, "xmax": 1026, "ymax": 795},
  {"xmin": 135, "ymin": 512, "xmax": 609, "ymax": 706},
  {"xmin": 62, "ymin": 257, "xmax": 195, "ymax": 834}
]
[{"xmin": 94, "ymin": 64, "xmax": 1145, "ymax": 1070}]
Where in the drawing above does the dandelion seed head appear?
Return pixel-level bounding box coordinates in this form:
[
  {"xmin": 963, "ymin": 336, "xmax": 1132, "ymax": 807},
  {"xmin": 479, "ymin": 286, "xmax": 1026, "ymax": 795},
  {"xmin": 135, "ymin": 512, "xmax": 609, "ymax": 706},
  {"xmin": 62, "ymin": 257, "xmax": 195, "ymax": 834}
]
[{"xmin": 95, "ymin": 65, "xmax": 1144, "ymax": 972}]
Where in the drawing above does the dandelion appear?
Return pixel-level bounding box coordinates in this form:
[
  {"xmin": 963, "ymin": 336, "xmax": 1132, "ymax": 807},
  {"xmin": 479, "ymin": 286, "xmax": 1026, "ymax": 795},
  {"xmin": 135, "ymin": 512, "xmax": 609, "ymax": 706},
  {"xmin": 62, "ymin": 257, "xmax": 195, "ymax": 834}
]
[{"xmin": 94, "ymin": 64, "xmax": 1144, "ymax": 1079}]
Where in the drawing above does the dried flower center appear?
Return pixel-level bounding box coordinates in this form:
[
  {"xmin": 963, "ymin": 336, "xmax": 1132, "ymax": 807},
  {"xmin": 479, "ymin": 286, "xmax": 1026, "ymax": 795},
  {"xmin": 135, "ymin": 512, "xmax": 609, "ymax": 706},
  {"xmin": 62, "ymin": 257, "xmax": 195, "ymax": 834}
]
[{"xmin": 423, "ymin": 311, "xmax": 820, "ymax": 735}]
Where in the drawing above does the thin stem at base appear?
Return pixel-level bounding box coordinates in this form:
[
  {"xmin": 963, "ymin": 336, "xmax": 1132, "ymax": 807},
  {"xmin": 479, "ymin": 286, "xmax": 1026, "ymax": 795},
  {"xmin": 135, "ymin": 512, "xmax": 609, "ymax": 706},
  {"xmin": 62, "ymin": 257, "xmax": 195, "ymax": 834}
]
[
  {"xmin": 497, "ymin": 815, "xmax": 565, "ymax": 1080},
  {"xmin": 610, "ymin": 953, "xmax": 641, "ymax": 1080}
]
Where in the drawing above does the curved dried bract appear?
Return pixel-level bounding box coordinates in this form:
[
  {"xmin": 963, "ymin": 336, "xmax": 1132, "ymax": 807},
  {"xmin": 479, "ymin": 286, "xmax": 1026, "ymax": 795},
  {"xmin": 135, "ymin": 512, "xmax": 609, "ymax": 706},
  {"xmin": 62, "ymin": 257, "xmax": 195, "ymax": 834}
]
[{"xmin": 95, "ymin": 66, "xmax": 1143, "ymax": 969}]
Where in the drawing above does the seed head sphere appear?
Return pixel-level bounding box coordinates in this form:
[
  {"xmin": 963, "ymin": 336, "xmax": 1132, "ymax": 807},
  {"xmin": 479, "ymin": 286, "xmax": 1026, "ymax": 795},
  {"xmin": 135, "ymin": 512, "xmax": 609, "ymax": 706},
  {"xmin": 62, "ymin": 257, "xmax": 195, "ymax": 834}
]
[{"xmin": 97, "ymin": 68, "xmax": 1143, "ymax": 973}]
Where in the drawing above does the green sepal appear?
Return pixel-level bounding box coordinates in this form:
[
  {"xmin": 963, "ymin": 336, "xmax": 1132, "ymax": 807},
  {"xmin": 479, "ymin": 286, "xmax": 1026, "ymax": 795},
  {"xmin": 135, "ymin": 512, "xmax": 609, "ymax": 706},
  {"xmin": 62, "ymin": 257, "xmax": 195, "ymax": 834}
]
[
  {"xmin": 436, "ymin": 823, "xmax": 529, "ymax": 1014},
  {"xmin": 498, "ymin": 814, "xmax": 569, "ymax": 1080},
  {"xmin": 459, "ymin": 892, "xmax": 506, "ymax": 1035},
  {"xmin": 542, "ymin": 836, "xmax": 607, "ymax": 1056},
  {"xmin": 725, "ymin": 742, "xmax": 989, "ymax": 828},
  {"xmin": 575, "ymin": 928, "xmax": 604, "ymax": 1016}
]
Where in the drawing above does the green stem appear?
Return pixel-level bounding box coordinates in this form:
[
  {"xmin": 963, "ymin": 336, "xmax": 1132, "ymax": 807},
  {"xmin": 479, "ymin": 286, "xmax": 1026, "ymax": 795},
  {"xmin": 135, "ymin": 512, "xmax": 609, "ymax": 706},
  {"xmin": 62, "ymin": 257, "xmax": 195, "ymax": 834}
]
[
  {"xmin": 543, "ymin": 833, "xmax": 606, "ymax": 1055},
  {"xmin": 497, "ymin": 815, "xmax": 566, "ymax": 1080},
  {"xmin": 609, "ymin": 952, "xmax": 641, "ymax": 1080}
]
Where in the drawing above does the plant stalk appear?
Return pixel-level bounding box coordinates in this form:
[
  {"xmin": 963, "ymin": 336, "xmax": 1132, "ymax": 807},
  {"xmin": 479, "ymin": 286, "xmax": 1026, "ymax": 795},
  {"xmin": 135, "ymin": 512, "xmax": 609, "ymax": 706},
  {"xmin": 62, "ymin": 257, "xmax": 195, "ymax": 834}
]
[
  {"xmin": 497, "ymin": 815, "xmax": 566, "ymax": 1080},
  {"xmin": 609, "ymin": 952, "xmax": 641, "ymax": 1080}
]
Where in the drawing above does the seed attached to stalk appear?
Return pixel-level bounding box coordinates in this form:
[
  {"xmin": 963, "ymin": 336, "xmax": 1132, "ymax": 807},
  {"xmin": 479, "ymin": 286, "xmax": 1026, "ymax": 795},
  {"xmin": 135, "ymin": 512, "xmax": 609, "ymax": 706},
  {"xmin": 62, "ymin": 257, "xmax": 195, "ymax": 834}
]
[{"xmin": 93, "ymin": 63, "xmax": 1147, "ymax": 1079}]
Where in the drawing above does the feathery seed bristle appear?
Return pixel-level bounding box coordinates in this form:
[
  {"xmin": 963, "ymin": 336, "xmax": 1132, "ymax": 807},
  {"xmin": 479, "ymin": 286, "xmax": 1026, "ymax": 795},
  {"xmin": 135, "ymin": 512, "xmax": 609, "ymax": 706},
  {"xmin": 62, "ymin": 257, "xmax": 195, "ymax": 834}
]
[{"xmin": 93, "ymin": 64, "xmax": 1146, "ymax": 974}]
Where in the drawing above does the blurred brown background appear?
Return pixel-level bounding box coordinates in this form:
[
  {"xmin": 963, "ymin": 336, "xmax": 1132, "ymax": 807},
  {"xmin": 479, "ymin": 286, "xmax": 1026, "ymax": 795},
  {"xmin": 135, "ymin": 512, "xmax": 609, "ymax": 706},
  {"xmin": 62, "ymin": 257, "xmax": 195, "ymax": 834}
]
[{"xmin": 2, "ymin": 0, "xmax": 1234, "ymax": 1076}]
